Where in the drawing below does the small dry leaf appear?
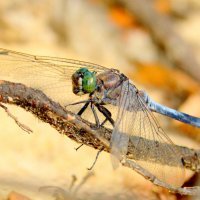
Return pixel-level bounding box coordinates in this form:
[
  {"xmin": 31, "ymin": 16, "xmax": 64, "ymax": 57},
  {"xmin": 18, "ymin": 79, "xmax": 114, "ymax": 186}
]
[
  {"xmin": 154, "ymin": 0, "xmax": 171, "ymax": 14},
  {"xmin": 109, "ymin": 6, "xmax": 137, "ymax": 28},
  {"xmin": 132, "ymin": 62, "xmax": 200, "ymax": 95}
]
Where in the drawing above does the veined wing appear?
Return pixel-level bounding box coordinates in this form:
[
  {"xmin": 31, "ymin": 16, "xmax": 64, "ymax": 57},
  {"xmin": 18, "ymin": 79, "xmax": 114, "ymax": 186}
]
[
  {"xmin": 0, "ymin": 48, "xmax": 107, "ymax": 114},
  {"xmin": 110, "ymin": 80, "xmax": 185, "ymax": 187},
  {"xmin": 0, "ymin": 48, "xmax": 107, "ymax": 71}
]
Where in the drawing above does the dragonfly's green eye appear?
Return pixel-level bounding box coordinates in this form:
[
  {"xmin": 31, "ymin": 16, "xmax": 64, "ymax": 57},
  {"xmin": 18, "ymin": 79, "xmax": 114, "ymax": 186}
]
[
  {"xmin": 82, "ymin": 71, "xmax": 96, "ymax": 93},
  {"xmin": 72, "ymin": 68, "xmax": 96, "ymax": 96},
  {"xmin": 77, "ymin": 68, "xmax": 88, "ymax": 73}
]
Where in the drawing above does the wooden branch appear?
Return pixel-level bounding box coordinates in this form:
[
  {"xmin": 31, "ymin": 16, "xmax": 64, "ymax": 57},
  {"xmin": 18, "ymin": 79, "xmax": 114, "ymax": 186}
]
[
  {"xmin": 118, "ymin": 0, "xmax": 200, "ymax": 81},
  {"xmin": 0, "ymin": 80, "xmax": 110, "ymax": 151},
  {"xmin": 0, "ymin": 80, "xmax": 200, "ymax": 195},
  {"xmin": 123, "ymin": 159, "xmax": 200, "ymax": 195}
]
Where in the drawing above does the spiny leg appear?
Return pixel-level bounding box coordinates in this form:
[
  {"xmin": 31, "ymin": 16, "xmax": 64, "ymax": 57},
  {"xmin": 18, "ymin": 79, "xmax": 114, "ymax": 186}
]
[
  {"xmin": 66, "ymin": 98, "xmax": 101, "ymax": 127},
  {"xmin": 87, "ymin": 104, "xmax": 105, "ymax": 169},
  {"xmin": 77, "ymin": 101, "xmax": 90, "ymax": 116},
  {"xmin": 95, "ymin": 104, "xmax": 114, "ymax": 126},
  {"xmin": 76, "ymin": 103, "xmax": 113, "ymax": 169},
  {"xmin": 67, "ymin": 100, "xmax": 90, "ymax": 151},
  {"xmin": 69, "ymin": 99, "xmax": 102, "ymax": 150},
  {"xmin": 91, "ymin": 103, "xmax": 100, "ymax": 128},
  {"xmin": 72, "ymin": 101, "xmax": 90, "ymax": 151},
  {"xmin": 65, "ymin": 100, "xmax": 93, "ymax": 116},
  {"xmin": 87, "ymin": 105, "xmax": 114, "ymax": 170}
]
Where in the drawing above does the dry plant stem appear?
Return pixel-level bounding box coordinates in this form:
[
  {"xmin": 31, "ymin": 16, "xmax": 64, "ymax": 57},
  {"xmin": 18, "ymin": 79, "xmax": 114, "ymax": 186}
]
[
  {"xmin": 0, "ymin": 80, "xmax": 200, "ymax": 195},
  {"xmin": 87, "ymin": 146, "xmax": 104, "ymax": 170},
  {"xmin": 123, "ymin": 159, "xmax": 200, "ymax": 195},
  {"xmin": 0, "ymin": 102, "xmax": 32, "ymax": 134},
  {"xmin": 72, "ymin": 172, "xmax": 94, "ymax": 195},
  {"xmin": 75, "ymin": 143, "xmax": 84, "ymax": 151},
  {"xmin": 69, "ymin": 175, "xmax": 77, "ymax": 191},
  {"xmin": 119, "ymin": 0, "xmax": 200, "ymax": 81}
]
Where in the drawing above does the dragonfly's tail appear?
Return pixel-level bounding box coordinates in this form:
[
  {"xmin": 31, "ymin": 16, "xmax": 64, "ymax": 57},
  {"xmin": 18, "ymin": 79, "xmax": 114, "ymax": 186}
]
[{"xmin": 146, "ymin": 93, "xmax": 200, "ymax": 128}]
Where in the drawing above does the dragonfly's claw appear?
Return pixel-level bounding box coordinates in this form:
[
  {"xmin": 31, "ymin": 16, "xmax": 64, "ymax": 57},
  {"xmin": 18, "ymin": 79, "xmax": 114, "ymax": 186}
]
[{"xmin": 91, "ymin": 124, "xmax": 101, "ymax": 130}]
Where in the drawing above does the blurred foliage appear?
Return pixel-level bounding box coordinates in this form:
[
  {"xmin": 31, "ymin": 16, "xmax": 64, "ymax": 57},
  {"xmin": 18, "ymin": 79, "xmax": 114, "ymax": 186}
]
[{"xmin": 0, "ymin": 0, "xmax": 200, "ymax": 199}]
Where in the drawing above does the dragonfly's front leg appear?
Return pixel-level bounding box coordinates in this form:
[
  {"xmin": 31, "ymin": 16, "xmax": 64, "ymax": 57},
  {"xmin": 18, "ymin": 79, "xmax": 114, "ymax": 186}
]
[
  {"xmin": 67, "ymin": 98, "xmax": 101, "ymax": 128},
  {"xmin": 90, "ymin": 103, "xmax": 100, "ymax": 128},
  {"xmin": 95, "ymin": 104, "xmax": 114, "ymax": 127},
  {"xmin": 77, "ymin": 101, "xmax": 90, "ymax": 116},
  {"xmin": 65, "ymin": 100, "xmax": 92, "ymax": 116},
  {"xmin": 67, "ymin": 98, "xmax": 112, "ymax": 128}
]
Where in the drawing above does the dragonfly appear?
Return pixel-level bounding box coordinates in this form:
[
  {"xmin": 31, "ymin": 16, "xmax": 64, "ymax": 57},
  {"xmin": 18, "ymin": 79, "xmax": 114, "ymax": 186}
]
[{"xmin": 0, "ymin": 48, "xmax": 200, "ymax": 187}]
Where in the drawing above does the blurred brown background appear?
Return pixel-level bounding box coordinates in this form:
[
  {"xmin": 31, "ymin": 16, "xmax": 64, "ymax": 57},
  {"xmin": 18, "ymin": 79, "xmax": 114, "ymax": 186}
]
[{"xmin": 0, "ymin": 0, "xmax": 200, "ymax": 199}]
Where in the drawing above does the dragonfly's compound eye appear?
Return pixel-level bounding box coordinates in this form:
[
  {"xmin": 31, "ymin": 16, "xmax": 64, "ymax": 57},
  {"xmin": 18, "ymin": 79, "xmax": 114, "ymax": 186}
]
[
  {"xmin": 72, "ymin": 68, "xmax": 97, "ymax": 96},
  {"xmin": 82, "ymin": 71, "xmax": 96, "ymax": 94}
]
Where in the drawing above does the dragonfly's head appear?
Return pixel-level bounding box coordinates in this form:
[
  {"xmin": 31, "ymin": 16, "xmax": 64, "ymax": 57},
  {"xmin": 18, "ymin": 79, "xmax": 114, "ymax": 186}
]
[{"xmin": 72, "ymin": 68, "xmax": 97, "ymax": 96}]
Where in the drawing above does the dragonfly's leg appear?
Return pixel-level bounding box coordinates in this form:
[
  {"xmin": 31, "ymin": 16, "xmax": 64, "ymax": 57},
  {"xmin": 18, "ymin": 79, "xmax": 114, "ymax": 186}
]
[
  {"xmin": 95, "ymin": 104, "xmax": 114, "ymax": 126},
  {"xmin": 76, "ymin": 103, "xmax": 95, "ymax": 151},
  {"xmin": 91, "ymin": 103, "xmax": 100, "ymax": 128},
  {"xmin": 87, "ymin": 146, "xmax": 104, "ymax": 170},
  {"xmin": 77, "ymin": 101, "xmax": 90, "ymax": 116}
]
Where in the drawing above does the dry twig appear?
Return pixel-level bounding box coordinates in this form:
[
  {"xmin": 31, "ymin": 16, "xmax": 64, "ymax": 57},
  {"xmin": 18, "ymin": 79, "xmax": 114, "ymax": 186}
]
[{"xmin": 0, "ymin": 102, "xmax": 32, "ymax": 133}]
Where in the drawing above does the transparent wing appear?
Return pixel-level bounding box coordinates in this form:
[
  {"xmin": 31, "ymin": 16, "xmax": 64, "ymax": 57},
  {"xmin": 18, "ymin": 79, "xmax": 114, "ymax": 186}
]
[
  {"xmin": 0, "ymin": 48, "xmax": 107, "ymax": 118},
  {"xmin": 111, "ymin": 80, "xmax": 185, "ymax": 187}
]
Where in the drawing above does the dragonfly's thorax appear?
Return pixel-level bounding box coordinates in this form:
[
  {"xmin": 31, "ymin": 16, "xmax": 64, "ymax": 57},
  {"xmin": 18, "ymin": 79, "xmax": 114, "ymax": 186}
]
[{"xmin": 94, "ymin": 69, "xmax": 128, "ymax": 103}]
